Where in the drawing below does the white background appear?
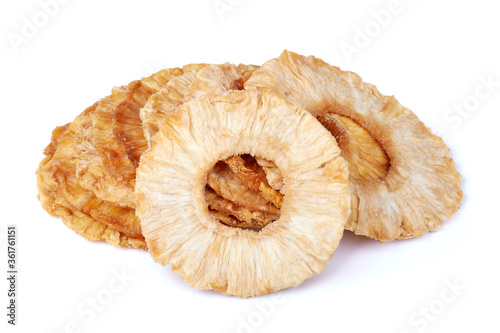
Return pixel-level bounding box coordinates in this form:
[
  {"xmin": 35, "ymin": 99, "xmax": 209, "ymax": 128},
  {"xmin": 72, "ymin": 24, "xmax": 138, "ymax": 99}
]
[{"xmin": 1, "ymin": 0, "xmax": 499, "ymax": 332}]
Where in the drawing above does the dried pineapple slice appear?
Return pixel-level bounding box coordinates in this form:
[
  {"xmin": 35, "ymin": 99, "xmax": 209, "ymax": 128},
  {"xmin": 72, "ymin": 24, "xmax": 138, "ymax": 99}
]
[
  {"xmin": 114, "ymin": 68, "xmax": 184, "ymax": 168},
  {"xmin": 204, "ymin": 188, "xmax": 278, "ymax": 228},
  {"xmin": 72, "ymin": 63, "xmax": 264, "ymax": 236},
  {"xmin": 135, "ymin": 90, "xmax": 350, "ymax": 297},
  {"xmin": 72, "ymin": 87, "xmax": 137, "ymax": 208},
  {"xmin": 245, "ymin": 50, "xmax": 462, "ymax": 242},
  {"xmin": 186, "ymin": 63, "xmax": 259, "ymax": 97},
  {"xmin": 207, "ymin": 161, "xmax": 279, "ymax": 215},
  {"xmin": 225, "ymin": 155, "xmax": 284, "ymax": 208},
  {"xmin": 141, "ymin": 63, "xmax": 281, "ymax": 229},
  {"xmin": 255, "ymin": 157, "xmax": 285, "ymax": 192},
  {"xmin": 141, "ymin": 63, "xmax": 257, "ymax": 143},
  {"xmin": 141, "ymin": 64, "xmax": 210, "ymax": 142},
  {"xmin": 74, "ymin": 66, "xmax": 199, "ymax": 208},
  {"xmin": 36, "ymin": 105, "xmax": 146, "ymax": 249},
  {"xmin": 317, "ymin": 113, "xmax": 390, "ymax": 181}
]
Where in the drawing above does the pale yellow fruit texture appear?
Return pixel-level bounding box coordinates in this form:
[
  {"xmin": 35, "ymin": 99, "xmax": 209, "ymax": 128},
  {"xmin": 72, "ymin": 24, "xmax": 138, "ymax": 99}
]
[
  {"xmin": 245, "ymin": 50, "xmax": 463, "ymax": 242},
  {"xmin": 135, "ymin": 90, "xmax": 350, "ymax": 297},
  {"xmin": 140, "ymin": 63, "xmax": 257, "ymax": 143}
]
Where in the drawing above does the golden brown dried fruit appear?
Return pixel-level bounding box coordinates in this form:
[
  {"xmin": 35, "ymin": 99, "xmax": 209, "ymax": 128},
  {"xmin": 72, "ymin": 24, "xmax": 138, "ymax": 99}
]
[
  {"xmin": 73, "ymin": 66, "xmax": 204, "ymax": 209},
  {"xmin": 114, "ymin": 68, "xmax": 184, "ymax": 168},
  {"xmin": 135, "ymin": 90, "xmax": 350, "ymax": 297},
  {"xmin": 72, "ymin": 88, "xmax": 137, "ymax": 208},
  {"xmin": 207, "ymin": 161, "xmax": 280, "ymax": 216},
  {"xmin": 245, "ymin": 50, "xmax": 463, "ymax": 242},
  {"xmin": 36, "ymin": 104, "xmax": 146, "ymax": 249},
  {"xmin": 225, "ymin": 155, "xmax": 284, "ymax": 208},
  {"xmin": 316, "ymin": 113, "xmax": 390, "ymax": 181},
  {"xmin": 38, "ymin": 67, "xmax": 192, "ymax": 247},
  {"xmin": 68, "ymin": 63, "xmax": 263, "ymax": 237},
  {"xmin": 204, "ymin": 187, "xmax": 277, "ymax": 228},
  {"xmin": 114, "ymin": 64, "xmax": 210, "ymax": 162}
]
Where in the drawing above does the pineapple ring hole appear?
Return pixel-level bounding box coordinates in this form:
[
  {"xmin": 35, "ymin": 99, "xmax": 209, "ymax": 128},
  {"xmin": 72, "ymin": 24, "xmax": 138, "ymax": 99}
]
[
  {"xmin": 316, "ymin": 113, "xmax": 390, "ymax": 181},
  {"xmin": 204, "ymin": 154, "xmax": 285, "ymax": 231}
]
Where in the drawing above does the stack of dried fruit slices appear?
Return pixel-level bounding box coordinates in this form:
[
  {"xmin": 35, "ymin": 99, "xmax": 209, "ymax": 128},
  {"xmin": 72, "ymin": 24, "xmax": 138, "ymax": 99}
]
[{"xmin": 36, "ymin": 50, "xmax": 462, "ymax": 297}]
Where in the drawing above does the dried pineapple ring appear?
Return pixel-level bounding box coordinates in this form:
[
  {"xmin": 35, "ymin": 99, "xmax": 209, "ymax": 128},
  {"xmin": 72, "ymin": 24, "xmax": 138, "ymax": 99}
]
[
  {"xmin": 36, "ymin": 105, "xmax": 146, "ymax": 249},
  {"xmin": 135, "ymin": 90, "xmax": 350, "ymax": 297},
  {"xmin": 141, "ymin": 63, "xmax": 280, "ymax": 229},
  {"xmin": 245, "ymin": 50, "xmax": 463, "ymax": 242}
]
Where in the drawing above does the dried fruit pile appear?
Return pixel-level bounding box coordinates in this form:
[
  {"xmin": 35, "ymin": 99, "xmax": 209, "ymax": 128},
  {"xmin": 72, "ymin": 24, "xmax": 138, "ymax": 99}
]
[{"xmin": 36, "ymin": 51, "xmax": 462, "ymax": 297}]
